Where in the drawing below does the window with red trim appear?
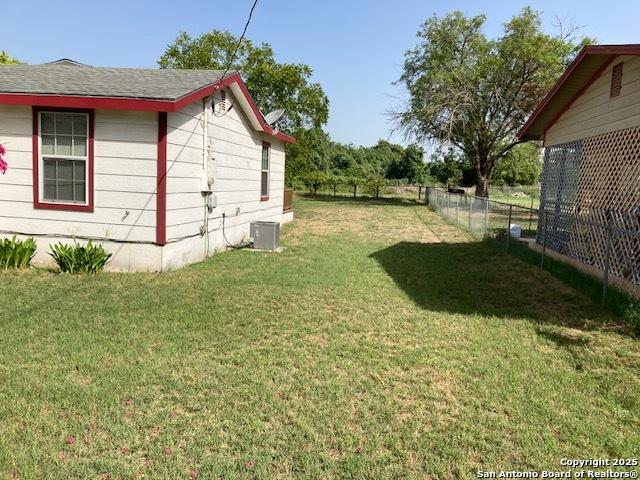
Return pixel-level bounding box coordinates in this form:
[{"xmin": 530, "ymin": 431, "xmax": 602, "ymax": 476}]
[
  {"xmin": 33, "ymin": 108, "xmax": 94, "ymax": 212},
  {"xmin": 261, "ymin": 143, "xmax": 270, "ymax": 200}
]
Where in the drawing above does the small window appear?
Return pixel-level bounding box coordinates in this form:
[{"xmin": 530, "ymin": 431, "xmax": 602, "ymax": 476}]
[
  {"xmin": 39, "ymin": 111, "xmax": 89, "ymax": 204},
  {"xmin": 261, "ymin": 143, "xmax": 270, "ymax": 200},
  {"xmin": 610, "ymin": 62, "xmax": 623, "ymax": 98}
]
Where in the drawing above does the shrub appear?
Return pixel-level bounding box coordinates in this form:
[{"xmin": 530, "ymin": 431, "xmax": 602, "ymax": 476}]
[
  {"xmin": 0, "ymin": 236, "xmax": 37, "ymax": 269},
  {"xmin": 49, "ymin": 240, "xmax": 112, "ymax": 273},
  {"xmin": 624, "ymin": 301, "xmax": 640, "ymax": 338}
]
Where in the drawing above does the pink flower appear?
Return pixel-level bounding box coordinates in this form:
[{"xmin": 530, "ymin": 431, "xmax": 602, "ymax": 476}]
[{"xmin": 0, "ymin": 143, "xmax": 7, "ymax": 174}]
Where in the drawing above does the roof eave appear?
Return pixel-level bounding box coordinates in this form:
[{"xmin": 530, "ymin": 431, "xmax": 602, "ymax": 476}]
[
  {"xmin": 517, "ymin": 44, "xmax": 640, "ymax": 141},
  {"xmin": 0, "ymin": 72, "xmax": 296, "ymax": 143}
]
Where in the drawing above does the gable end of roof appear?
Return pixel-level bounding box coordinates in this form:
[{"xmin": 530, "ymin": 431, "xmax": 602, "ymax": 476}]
[{"xmin": 517, "ymin": 44, "xmax": 640, "ymax": 141}]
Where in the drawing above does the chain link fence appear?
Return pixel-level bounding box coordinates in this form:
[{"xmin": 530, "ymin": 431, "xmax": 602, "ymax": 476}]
[
  {"xmin": 425, "ymin": 186, "xmax": 640, "ymax": 303},
  {"xmin": 426, "ymin": 186, "xmax": 538, "ymax": 240},
  {"xmin": 297, "ymin": 182, "xmax": 424, "ymax": 200}
]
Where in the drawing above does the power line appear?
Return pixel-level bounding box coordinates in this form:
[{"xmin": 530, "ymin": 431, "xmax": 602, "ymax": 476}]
[{"xmin": 219, "ymin": 0, "xmax": 259, "ymax": 84}]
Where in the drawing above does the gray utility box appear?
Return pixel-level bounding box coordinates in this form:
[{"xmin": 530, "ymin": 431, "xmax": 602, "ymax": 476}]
[{"xmin": 250, "ymin": 221, "xmax": 280, "ymax": 250}]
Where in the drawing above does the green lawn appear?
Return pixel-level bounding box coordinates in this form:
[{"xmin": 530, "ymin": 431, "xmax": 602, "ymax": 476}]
[
  {"xmin": 1, "ymin": 197, "xmax": 638, "ymax": 479},
  {"xmin": 488, "ymin": 186, "xmax": 540, "ymax": 209}
]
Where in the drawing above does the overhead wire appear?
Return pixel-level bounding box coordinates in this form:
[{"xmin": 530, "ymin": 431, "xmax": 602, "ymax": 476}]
[{"xmin": 212, "ymin": 0, "xmax": 259, "ymax": 118}]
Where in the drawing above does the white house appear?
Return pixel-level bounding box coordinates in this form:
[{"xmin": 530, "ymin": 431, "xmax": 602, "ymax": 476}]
[{"xmin": 0, "ymin": 59, "xmax": 295, "ymax": 271}]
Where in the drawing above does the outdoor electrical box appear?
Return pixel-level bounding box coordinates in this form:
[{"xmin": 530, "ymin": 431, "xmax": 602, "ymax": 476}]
[{"xmin": 250, "ymin": 221, "xmax": 280, "ymax": 250}]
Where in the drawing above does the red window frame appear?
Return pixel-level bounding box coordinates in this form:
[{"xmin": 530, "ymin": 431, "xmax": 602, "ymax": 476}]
[
  {"xmin": 32, "ymin": 106, "xmax": 95, "ymax": 212},
  {"xmin": 260, "ymin": 141, "xmax": 270, "ymax": 201}
]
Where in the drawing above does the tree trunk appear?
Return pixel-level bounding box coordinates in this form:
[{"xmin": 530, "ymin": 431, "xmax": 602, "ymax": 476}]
[{"xmin": 475, "ymin": 176, "xmax": 489, "ymax": 197}]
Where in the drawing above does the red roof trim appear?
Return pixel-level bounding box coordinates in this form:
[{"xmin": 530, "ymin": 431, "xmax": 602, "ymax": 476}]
[
  {"xmin": 0, "ymin": 73, "xmax": 296, "ymax": 143},
  {"xmin": 518, "ymin": 48, "xmax": 590, "ymax": 140},
  {"xmin": 8, "ymin": 94, "xmax": 173, "ymax": 112},
  {"xmin": 227, "ymin": 75, "xmax": 297, "ymax": 144},
  {"xmin": 518, "ymin": 44, "xmax": 640, "ymax": 140}
]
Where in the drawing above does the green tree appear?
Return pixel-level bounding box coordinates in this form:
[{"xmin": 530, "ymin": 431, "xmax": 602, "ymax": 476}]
[
  {"xmin": 428, "ymin": 149, "xmax": 465, "ymax": 186},
  {"xmin": 394, "ymin": 8, "xmax": 590, "ymax": 196},
  {"xmin": 492, "ymin": 143, "xmax": 542, "ymax": 186},
  {"xmin": 387, "ymin": 143, "xmax": 426, "ymax": 183},
  {"xmin": 284, "ymin": 127, "xmax": 331, "ymax": 184},
  {"xmin": 0, "ymin": 51, "xmax": 19, "ymax": 64},
  {"xmin": 159, "ymin": 30, "xmax": 329, "ymax": 133}
]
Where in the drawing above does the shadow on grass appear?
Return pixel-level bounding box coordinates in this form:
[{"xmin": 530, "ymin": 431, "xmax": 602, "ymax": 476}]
[
  {"xmin": 296, "ymin": 192, "xmax": 421, "ymax": 207},
  {"xmin": 370, "ymin": 240, "xmax": 616, "ymax": 331},
  {"xmin": 536, "ymin": 327, "xmax": 590, "ymax": 348}
]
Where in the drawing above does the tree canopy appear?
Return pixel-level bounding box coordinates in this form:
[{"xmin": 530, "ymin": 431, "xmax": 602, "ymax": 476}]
[
  {"xmin": 492, "ymin": 143, "xmax": 542, "ymax": 186},
  {"xmin": 394, "ymin": 7, "xmax": 589, "ymax": 196},
  {"xmin": 0, "ymin": 51, "xmax": 19, "ymax": 64},
  {"xmin": 159, "ymin": 30, "xmax": 329, "ymax": 133},
  {"xmin": 285, "ymin": 130, "xmax": 429, "ymax": 186}
]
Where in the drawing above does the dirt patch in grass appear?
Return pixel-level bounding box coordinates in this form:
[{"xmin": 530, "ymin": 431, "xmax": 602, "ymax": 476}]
[{"xmin": 285, "ymin": 198, "xmax": 453, "ymax": 247}]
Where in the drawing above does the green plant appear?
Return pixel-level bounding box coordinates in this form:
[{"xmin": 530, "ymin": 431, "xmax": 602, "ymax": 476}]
[
  {"xmin": 0, "ymin": 236, "xmax": 37, "ymax": 269},
  {"xmin": 49, "ymin": 240, "xmax": 112, "ymax": 273},
  {"xmin": 624, "ymin": 301, "xmax": 640, "ymax": 337}
]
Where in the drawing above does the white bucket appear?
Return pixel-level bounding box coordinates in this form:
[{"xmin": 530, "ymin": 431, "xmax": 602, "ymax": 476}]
[{"xmin": 509, "ymin": 223, "xmax": 521, "ymax": 239}]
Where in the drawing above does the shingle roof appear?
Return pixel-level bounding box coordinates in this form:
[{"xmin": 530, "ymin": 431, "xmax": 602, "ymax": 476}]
[{"xmin": 0, "ymin": 60, "xmax": 233, "ymax": 101}]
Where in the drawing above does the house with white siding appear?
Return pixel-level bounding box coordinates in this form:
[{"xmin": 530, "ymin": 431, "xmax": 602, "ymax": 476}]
[
  {"xmin": 0, "ymin": 59, "xmax": 295, "ymax": 271},
  {"xmin": 519, "ymin": 44, "xmax": 640, "ymax": 291}
]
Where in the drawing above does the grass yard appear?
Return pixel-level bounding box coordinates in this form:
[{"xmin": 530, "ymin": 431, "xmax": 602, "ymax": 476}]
[
  {"xmin": 488, "ymin": 187, "xmax": 540, "ymax": 209},
  {"xmin": 1, "ymin": 197, "xmax": 639, "ymax": 479}
]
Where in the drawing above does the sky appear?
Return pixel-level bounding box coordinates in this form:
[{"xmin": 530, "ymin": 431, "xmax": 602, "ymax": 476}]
[{"xmin": 2, "ymin": 0, "xmax": 639, "ymax": 146}]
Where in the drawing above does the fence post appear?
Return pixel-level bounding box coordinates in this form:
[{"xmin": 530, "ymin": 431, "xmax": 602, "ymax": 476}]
[
  {"xmin": 418, "ymin": 185, "xmax": 422, "ymax": 201},
  {"xmin": 353, "ymin": 184, "xmax": 357, "ymax": 198},
  {"xmin": 483, "ymin": 197, "xmax": 489, "ymax": 237},
  {"xmin": 456, "ymin": 195, "xmax": 460, "ymax": 224},
  {"xmin": 468, "ymin": 197, "xmax": 472, "ymax": 231},
  {"xmin": 528, "ymin": 197, "xmax": 534, "ymax": 233},
  {"xmin": 447, "ymin": 193, "xmax": 451, "ymax": 219},
  {"xmin": 506, "ymin": 204, "xmax": 513, "ymax": 250},
  {"xmin": 541, "ymin": 211, "xmax": 548, "ymax": 268},
  {"xmin": 376, "ymin": 184, "xmax": 379, "ymax": 199},
  {"xmin": 333, "ymin": 183, "xmax": 336, "ymax": 197},
  {"xmin": 602, "ymin": 224, "xmax": 613, "ymax": 304}
]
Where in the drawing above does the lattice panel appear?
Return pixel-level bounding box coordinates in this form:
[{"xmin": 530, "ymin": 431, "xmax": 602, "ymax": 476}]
[
  {"xmin": 537, "ymin": 140, "xmax": 582, "ymax": 255},
  {"xmin": 567, "ymin": 125, "xmax": 640, "ymax": 284}
]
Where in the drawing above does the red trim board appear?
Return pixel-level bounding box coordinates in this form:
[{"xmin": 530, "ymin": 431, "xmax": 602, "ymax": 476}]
[
  {"xmin": 1, "ymin": 73, "xmax": 295, "ymax": 144},
  {"xmin": 156, "ymin": 112, "xmax": 168, "ymax": 246},
  {"xmin": 518, "ymin": 44, "xmax": 640, "ymax": 139},
  {"xmin": 542, "ymin": 56, "xmax": 617, "ymax": 136}
]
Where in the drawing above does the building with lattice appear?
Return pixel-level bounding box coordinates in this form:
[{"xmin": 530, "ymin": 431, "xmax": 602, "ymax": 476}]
[{"xmin": 519, "ymin": 45, "xmax": 640, "ymax": 290}]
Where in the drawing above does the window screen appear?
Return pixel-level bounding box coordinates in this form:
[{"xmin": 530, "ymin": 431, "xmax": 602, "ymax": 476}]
[
  {"xmin": 261, "ymin": 144, "xmax": 270, "ymax": 198},
  {"xmin": 40, "ymin": 112, "xmax": 88, "ymax": 203}
]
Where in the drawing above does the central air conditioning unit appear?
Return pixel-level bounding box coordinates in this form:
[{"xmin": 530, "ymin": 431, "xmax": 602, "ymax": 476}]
[{"xmin": 250, "ymin": 221, "xmax": 280, "ymax": 250}]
